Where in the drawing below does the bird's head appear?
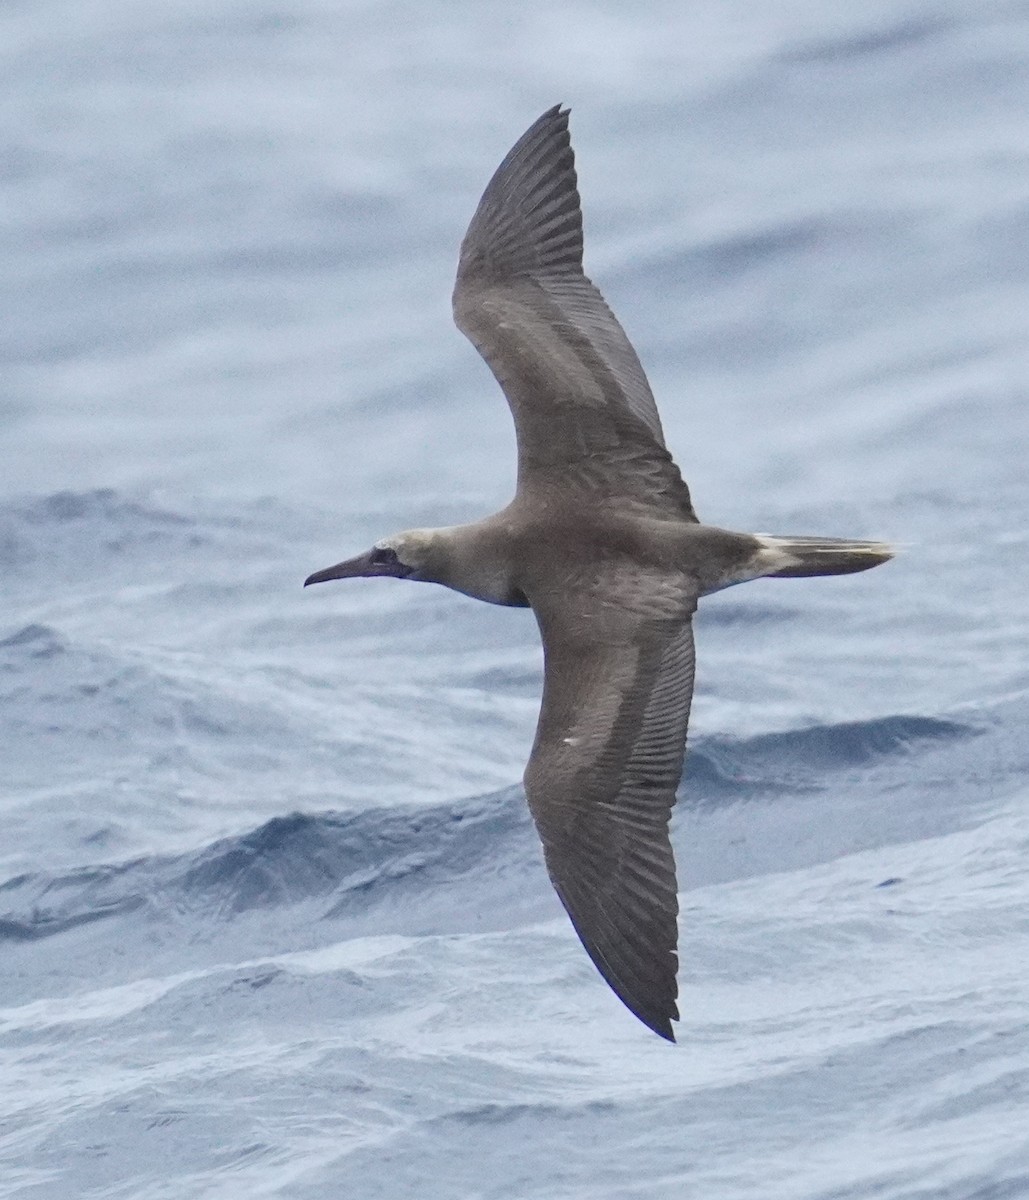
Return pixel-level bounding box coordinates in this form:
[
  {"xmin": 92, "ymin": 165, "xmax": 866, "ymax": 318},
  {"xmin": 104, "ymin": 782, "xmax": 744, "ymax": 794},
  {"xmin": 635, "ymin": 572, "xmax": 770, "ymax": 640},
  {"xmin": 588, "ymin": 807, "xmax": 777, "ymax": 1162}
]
[{"xmin": 303, "ymin": 529, "xmax": 442, "ymax": 588}]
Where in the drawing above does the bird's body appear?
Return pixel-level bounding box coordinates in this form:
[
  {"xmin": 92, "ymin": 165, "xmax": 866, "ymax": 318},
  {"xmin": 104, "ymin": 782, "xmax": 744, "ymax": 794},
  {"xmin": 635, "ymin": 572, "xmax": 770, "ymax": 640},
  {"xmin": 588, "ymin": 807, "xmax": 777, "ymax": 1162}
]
[{"xmin": 306, "ymin": 107, "xmax": 893, "ymax": 1041}]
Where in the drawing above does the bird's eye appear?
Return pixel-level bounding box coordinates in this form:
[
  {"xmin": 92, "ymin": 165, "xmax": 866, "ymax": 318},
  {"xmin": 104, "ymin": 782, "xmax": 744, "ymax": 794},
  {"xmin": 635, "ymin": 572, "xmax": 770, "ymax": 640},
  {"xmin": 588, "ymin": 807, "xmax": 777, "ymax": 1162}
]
[{"xmin": 369, "ymin": 546, "xmax": 399, "ymax": 567}]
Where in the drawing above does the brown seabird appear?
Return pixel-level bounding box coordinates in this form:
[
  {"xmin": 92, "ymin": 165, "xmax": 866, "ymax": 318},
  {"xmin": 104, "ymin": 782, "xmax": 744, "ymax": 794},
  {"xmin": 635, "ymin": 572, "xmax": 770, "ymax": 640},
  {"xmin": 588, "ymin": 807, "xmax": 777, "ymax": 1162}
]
[{"xmin": 305, "ymin": 107, "xmax": 892, "ymax": 1042}]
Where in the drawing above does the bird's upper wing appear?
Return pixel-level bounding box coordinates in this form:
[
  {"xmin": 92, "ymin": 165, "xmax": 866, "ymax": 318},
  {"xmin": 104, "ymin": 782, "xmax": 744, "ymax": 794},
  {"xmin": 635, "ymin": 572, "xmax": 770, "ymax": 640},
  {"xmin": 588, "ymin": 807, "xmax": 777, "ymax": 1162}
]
[
  {"xmin": 524, "ymin": 571, "xmax": 697, "ymax": 1040},
  {"xmin": 453, "ymin": 106, "xmax": 698, "ymax": 523}
]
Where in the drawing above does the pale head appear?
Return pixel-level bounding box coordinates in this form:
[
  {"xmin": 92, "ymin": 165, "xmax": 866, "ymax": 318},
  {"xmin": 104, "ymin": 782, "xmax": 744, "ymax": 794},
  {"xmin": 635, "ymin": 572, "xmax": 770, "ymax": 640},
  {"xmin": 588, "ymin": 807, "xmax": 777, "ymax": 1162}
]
[{"xmin": 303, "ymin": 530, "xmax": 444, "ymax": 588}]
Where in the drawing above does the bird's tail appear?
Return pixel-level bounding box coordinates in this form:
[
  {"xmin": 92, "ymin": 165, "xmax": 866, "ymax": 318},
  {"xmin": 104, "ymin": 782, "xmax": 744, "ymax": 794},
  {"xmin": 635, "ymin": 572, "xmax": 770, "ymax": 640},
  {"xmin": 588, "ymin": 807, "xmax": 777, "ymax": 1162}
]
[{"xmin": 756, "ymin": 534, "xmax": 895, "ymax": 578}]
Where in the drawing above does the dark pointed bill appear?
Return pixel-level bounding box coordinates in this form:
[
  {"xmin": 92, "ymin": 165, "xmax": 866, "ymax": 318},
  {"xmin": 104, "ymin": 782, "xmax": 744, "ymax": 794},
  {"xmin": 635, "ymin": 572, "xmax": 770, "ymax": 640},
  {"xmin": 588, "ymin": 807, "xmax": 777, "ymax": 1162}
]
[
  {"xmin": 304, "ymin": 547, "xmax": 412, "ymax": 586},
  {"xmin": 304, "ymin": 553, "xmax": 375, "ymax": 587}
]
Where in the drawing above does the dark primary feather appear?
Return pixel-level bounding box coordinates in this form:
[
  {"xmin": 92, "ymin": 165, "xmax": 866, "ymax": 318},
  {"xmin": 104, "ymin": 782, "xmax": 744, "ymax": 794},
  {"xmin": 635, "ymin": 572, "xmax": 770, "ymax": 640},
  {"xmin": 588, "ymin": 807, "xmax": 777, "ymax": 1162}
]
[
  {"xmin": 453, "ymin": 106, "xmax": 698, "ymax": 523},
  {"xmin": 524, "ymin": 577, "xmax": 697, "ymax": 1041}
]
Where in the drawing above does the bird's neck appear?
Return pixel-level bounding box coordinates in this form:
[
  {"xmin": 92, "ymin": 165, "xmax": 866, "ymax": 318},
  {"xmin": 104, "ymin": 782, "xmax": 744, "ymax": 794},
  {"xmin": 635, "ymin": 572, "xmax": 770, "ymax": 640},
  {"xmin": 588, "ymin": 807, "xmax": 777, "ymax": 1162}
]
[{"xmin": 428, "ymin": 520, "xmax": 528, "ymax": 608}]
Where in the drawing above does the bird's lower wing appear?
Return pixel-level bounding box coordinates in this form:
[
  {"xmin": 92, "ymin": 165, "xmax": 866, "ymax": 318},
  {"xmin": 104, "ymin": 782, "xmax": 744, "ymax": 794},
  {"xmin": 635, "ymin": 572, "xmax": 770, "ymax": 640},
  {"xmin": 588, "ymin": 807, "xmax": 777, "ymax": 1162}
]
[{"xmin": 524, "ymin": 585, "xmax": 697, "ymax": 1040}]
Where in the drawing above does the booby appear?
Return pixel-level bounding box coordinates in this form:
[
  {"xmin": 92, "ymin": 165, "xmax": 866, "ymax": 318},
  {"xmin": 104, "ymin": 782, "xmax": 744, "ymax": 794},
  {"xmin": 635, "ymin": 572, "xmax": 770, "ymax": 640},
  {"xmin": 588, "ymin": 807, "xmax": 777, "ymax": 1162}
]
[{"xmin": 305, "ymin": 107, "xmax": 892, "ymax": 1041}]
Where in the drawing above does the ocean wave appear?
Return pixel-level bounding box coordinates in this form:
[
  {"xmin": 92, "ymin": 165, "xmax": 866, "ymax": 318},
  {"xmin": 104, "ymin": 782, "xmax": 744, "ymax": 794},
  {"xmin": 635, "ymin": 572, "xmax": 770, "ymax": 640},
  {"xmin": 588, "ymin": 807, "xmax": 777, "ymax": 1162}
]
[
  {"xmin": 686, "ymin": 713, "xmax": 976, "ymax": 800},
  {"xmin": 0, "ymin": 713, "xmax": 978, "ymax": 944},
  {"xmin": 0, "ymin": 488, "xmax": 204, "ymax": 577},
  {"xmin": 778, "ymin": 15, "xmax": 948, "ymax": 64},
  {"xmin": 0, "ymin": 618, "xmax": 295, "ymax": 755}
]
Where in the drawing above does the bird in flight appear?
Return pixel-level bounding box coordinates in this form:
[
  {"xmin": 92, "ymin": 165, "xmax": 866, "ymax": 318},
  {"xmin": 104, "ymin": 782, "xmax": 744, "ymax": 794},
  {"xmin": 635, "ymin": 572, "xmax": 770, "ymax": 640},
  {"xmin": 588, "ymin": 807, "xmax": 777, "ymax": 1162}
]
[{"xmin": 305, "ymin": 106, "xmax": 892, "ymax": 1041}]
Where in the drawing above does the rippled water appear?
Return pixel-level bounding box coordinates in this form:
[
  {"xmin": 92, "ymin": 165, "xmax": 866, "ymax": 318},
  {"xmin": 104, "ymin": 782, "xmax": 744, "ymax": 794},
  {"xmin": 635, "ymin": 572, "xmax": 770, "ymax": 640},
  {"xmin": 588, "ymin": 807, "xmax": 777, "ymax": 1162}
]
[{"xmin": 3, "ymin": 1, "xmax": 1029, "ymax": 1197}]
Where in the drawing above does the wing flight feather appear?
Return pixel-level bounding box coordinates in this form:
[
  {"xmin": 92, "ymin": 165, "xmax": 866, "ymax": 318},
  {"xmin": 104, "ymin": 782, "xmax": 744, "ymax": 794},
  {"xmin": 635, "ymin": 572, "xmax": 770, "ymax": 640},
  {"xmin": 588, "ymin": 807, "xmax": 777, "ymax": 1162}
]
[
  {"xmin": 453, "ymin": 106, "xmax": 697, "ymax": 522},
  {"xmin": 524, "ymin": 581, "xmax": 697, "ymax": 1040}
]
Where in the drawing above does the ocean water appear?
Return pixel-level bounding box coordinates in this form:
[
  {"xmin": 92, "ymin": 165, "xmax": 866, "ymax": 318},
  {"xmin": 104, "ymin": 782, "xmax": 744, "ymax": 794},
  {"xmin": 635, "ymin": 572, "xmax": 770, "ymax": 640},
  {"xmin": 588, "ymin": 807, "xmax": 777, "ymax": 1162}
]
[{"xmin": 3, "ymin": 0, "xmax": 1029, "ymax": 1196}]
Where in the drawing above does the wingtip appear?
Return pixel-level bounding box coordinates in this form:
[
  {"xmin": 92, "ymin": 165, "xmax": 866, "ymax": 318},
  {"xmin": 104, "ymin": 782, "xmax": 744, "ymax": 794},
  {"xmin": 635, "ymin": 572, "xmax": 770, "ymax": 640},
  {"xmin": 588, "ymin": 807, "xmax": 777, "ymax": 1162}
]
[
  {"xmin": 455, "ymin": 103, "xmax": 583, "ymax": 284},
  {"xmin": 641, "ymin": 999, "xmax": 678, "ymax": 1043},
  {"xmin": 530, "ymin": 103, "xmax": 571, "ymax": 138}
]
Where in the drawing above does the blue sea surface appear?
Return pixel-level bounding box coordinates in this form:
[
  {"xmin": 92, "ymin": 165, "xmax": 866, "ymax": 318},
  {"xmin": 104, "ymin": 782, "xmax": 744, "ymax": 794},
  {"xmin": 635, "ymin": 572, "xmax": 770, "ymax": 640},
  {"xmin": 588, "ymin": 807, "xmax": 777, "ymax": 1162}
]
[{"xmin": 3, "ymin": 1, "xmax": 1029, "ymax": 1196}]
